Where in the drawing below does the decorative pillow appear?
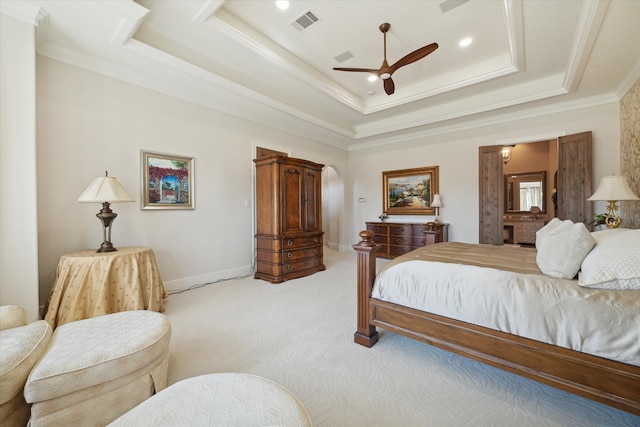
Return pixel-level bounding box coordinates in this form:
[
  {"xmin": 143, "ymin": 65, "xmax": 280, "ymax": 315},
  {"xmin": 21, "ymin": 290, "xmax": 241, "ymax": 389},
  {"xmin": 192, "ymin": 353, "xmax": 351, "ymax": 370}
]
[
  {"xmin": 579, "ymin": 229, "xmax": 640, "ymax": 290},
  {"xmin": 535, "ymin": 218, "xmax": 596, "ymax": 279}
]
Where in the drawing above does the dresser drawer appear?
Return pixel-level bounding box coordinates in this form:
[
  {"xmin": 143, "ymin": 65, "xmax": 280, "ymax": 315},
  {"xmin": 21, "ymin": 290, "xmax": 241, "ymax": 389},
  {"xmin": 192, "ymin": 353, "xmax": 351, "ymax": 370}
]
[
  {"xmin": 390, "ymin": 235, "xmax": 412, "ymax": 245},
  {"xmin": 371, "ymin": 234, "xmax": 388, "ymax": 244},
  {"xmin": 389, "ymin": 224, "xmax": 413, "ymax": 236},
  {"xmin": 366, "ymin": 224, "xmax": 388, "ymax": 235},
  {"xmin": 283, "ymin": 235, "xmax": 322, "ymax": 249},
  {"xmin": 389, "ymin": 245, "xmax": 413, "ymax": 257},
  {"xmin": 374, "ymin": 244, "xmax": 389, "ymax": 256}
]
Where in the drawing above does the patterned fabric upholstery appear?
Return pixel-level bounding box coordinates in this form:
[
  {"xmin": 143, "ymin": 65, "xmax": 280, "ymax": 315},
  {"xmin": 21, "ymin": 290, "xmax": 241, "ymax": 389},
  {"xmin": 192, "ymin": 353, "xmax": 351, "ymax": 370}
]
[
  {"xmin": 24, "ymin": 310, "xmax": 171, "ymax": 426},
  {"xmin": 110, "ymin": 373, "xmax": 313, "ymax": 427}
]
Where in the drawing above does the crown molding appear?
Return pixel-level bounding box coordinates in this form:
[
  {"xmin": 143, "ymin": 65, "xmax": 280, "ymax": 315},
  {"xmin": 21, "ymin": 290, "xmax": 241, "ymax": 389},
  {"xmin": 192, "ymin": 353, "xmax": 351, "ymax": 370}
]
[
  {"xmin": 0, "ymin": 1, "xmax": 49, "ymax": 26},
  {"xmin": 563, "ymin": 0, "xmax": 609, "ymax": 92},
  {"xmin": 348, "ymin": 93, "xmax": 618, "ymax": 151}
]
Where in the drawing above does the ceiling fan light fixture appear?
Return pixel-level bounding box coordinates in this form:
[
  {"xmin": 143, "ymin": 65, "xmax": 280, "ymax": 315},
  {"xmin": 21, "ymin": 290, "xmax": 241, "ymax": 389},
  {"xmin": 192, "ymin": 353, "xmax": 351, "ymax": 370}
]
[
  {"xmin": 368, "ymin": 75, "xmax": 377, "ymax": 82},
  {"xmin": 275, "ymin": 1, "xmax": 289, "ymax": 10},
  {"xmin": 332, "ymin": 22, "xmax": 438, "ymax": 96}
]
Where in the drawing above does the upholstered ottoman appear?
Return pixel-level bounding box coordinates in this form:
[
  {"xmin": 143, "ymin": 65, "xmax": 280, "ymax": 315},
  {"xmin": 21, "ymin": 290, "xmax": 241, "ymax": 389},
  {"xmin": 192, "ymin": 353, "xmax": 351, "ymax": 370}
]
[
  {"xmin": 24, "ymin": 310, "xmax": 171, "ymax": 426},
  {"xmin": 0, "ymin": 306, "xmax": 52, "ymax": 427},
  {"xmin": 110, "ymin": 373, "xmax": 312, "ymax": 426}
]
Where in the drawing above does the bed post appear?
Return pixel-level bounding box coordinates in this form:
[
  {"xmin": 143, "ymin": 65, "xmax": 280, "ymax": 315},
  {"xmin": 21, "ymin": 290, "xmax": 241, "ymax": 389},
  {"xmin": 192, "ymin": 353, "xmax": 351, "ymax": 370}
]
[{"xmin": 352, "ymin": 230, "xmax": 379, "ymax": 347}]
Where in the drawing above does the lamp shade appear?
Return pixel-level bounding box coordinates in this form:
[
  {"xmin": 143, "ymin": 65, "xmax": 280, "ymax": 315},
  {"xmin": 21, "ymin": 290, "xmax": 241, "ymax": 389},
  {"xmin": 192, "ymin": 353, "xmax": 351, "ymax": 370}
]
[
  {"xmin": 77, "ymin": 174, "xmax": 134, "ymax": 203},
  {"xmin": 431, "ymin": 194, "xmax": 442, "ymax": 207},
  {"xmin": 587, "ymin": 175, "xmax": 639, "ymax": 201}
]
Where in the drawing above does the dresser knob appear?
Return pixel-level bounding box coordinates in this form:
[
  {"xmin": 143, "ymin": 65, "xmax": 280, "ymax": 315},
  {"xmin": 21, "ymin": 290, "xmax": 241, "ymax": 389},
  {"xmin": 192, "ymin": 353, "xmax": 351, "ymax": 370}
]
[
  {"xmin": 286, "ymin": 240, "xmax": 293, "ymax": 246},
  {"xmin": 287, "ymin": 252, "xmax": 293, "ymax": 258},
  {"xmin": 313, "ymin": 237, "xmax": 318, "ymax": 242},
  {"xmin": 287, "ymin": 265, "xmax": 293, "ymax": 270}
]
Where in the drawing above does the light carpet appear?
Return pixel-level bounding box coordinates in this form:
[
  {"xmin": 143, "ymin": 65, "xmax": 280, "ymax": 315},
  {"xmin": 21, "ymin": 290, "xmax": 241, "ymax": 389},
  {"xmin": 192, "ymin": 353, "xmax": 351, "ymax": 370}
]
[{"xmin": 163, "ymin": 248, "xmax": 639, "ymax": 426}]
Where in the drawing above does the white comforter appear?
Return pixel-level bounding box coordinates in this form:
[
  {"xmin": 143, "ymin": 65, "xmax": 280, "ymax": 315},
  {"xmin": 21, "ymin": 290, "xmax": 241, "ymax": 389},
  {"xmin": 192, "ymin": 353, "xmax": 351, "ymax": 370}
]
[{"xmin": 371, "ymin": 245, "xmax": 640, "ymax": 366}]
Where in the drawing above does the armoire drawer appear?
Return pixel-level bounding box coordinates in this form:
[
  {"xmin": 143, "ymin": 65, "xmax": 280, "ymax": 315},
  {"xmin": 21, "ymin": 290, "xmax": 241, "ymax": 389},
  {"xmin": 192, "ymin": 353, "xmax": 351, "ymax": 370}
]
[
  {"xmin": 283, "ymin": 235, "xmax": 323, "ymax": 249},
  {"xmin": 283, "ymin": 246, "xmax": 322, "ymax": 261}
]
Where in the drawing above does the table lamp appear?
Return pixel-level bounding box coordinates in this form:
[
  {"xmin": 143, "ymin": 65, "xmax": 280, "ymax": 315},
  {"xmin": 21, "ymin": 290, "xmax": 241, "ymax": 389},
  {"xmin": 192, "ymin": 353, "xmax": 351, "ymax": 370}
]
[
  {"xmin": 587, "ymin": 174, "xmax": 639, "ymax": 229},
  {"xmin": 77, "ymin": 171, "xmax": 134, "ymax": 252},
  {"xmin": 432, "ymin": 194, "xmax": 442, "ymax": 224}
]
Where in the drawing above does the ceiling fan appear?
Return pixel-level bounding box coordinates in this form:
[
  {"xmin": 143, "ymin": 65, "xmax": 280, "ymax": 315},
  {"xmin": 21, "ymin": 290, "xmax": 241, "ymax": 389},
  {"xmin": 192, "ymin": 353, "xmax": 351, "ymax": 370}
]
[{"xmin": 333, "ymin": 23, "xmax": 438, "ymax": 95}]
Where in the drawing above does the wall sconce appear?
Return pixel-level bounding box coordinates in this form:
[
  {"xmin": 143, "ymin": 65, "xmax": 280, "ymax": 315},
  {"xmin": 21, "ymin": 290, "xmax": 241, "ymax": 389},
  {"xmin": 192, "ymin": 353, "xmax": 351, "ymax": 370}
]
[
  {"xmin": 502, "ymin": 145, "xmax": 514, "ymax": 164},
  {"xmin": 587, "ymin": 174, "xmax": 639, "ymax": 228},
  {"xmin": 77, "ymin": 171, "xmax": 134, "ymax": 252},
  {"xmin": 432, "ymin": 194, "xmax": 442, "ymax": 223}
]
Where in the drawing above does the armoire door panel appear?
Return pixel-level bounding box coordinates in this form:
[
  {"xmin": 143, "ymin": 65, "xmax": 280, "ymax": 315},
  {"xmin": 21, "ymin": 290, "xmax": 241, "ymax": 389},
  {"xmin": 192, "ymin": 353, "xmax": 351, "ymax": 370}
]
[{"xmin": 282, "ymin": 165, "xmax": 303, "ymax": 233}]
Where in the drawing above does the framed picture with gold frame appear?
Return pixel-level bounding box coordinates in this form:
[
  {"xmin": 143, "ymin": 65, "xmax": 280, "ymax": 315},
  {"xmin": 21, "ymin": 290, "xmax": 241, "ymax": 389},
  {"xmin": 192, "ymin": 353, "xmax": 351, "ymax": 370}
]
[
  {"xmin": 383, "ymin": 166, "xmax": 439, "ymax": 215},
  {"xmin": 141, "ymin": 150, "xmax": 194, "ymax": 210}
]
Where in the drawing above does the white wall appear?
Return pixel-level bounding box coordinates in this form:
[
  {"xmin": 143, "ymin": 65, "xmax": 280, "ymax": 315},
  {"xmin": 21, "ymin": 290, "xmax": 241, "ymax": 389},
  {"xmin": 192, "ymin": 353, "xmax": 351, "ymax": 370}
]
[
  {"xmin": 347, "ymin": 103, "xmax": 620, "ymax": 245},
  {"xmin": 0, "ymin": 11, "xmax": 40, "ymax": 321},
  {"xmin": 36, "ymin": 57, "xmax": 348, "ymax": 303}
]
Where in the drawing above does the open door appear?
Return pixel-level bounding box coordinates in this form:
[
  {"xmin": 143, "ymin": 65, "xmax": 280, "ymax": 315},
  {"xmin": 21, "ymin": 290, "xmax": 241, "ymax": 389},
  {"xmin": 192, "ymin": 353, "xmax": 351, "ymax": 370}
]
[
  {"xmin": 479, "ymin": 131, "xmax": 592, "ymax": 244},
  {"xmin": 557, "ymin": 132, "xmax": 592, "ymax": 225},
  {"xmin": 478, "ymin": 145, "xmax": 504, "ymax": 244}
]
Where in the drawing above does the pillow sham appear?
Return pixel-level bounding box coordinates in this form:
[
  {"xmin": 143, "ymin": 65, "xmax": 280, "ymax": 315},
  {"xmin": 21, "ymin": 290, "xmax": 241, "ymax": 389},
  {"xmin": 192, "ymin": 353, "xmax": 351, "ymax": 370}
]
[
  {"xmin": 579, "ymin": 229, "xmax": 640, "ymax": 290},
  {"xmin": 535, "ymin": 218, "xmax": 595, "ymax": 279}
]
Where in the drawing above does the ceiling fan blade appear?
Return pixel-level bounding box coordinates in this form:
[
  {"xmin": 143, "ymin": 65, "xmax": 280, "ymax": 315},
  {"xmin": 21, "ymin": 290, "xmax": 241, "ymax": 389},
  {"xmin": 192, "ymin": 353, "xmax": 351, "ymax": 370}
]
[
  {"xmin": 333, "ymin": 67, "xmax": 380, "ymax": 74},
  {"xmin": 384, "ymin": 77, "xmax": 395, "ymax": 95},
  {"xmin": 389, "ymin": 43, "xmax": 438, "ymax": 74}
]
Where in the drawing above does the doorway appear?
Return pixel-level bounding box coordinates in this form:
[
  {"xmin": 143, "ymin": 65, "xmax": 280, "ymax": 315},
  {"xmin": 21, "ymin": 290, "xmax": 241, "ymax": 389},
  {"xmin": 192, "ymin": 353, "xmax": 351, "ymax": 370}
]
[{"xmin": 478, "ymin": 132, "xmax": 592, "ymax": 244}]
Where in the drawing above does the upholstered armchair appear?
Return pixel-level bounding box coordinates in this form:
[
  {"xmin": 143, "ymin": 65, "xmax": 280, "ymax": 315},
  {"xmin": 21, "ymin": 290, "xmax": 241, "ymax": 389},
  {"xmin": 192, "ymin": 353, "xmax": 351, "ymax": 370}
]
[
  {"xmin": 0, "ymin": 306, "xmax": 52, "ymax": 426},
  {"xmin": 0, "ymin": 306, "xmax": 171, "ymax": 426}
]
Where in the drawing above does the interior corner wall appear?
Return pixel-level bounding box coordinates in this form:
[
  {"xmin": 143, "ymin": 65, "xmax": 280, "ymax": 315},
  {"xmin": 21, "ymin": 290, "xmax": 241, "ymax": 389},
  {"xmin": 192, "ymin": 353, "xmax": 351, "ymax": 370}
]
[
  {"xmin": 35, "ymin": 57, "xmax": 348, "ymax": 303},
  {"xmin": 347, "ymin": 103, "xmax": 621, "ymax": 245},
  {"xmin": 620, "ymin": 77, "xmax": 640, "ymax": 229},
  {"xmin": 0, "ymin": 12, "xmax": 40, "ymax": 321}
]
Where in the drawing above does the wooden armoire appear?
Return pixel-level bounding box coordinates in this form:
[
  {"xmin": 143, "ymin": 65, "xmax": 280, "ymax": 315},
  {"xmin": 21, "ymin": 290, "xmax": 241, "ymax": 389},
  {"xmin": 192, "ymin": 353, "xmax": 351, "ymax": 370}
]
[{"xmin": 254, "ymin": 154, "xmax": 325, "ymax": 283}]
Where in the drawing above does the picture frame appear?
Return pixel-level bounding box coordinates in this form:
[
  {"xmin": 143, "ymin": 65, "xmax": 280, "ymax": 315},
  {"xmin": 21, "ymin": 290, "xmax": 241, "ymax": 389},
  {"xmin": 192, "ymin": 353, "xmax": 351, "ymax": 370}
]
[
  {"xmin": 382, "ymin": 166, "xmax": 439, "ymax": 215},
  {"xmin": 141, "ymin": 150, "xmax": 194, "ymax": 210}
]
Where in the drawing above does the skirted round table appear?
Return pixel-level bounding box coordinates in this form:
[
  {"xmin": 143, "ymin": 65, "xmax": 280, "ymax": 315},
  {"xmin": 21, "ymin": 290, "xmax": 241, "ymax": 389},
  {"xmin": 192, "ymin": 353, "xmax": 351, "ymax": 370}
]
[{"xmin": 44, "ymin": 247, "xmax": 167, "ymax": 328}]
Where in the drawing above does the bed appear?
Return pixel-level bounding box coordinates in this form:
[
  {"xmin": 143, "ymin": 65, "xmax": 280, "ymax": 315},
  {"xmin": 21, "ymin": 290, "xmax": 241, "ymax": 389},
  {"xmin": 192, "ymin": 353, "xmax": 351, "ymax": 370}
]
[{"xmin": 353, "ymin": 223, "xmax": 640, "ymax": 415}]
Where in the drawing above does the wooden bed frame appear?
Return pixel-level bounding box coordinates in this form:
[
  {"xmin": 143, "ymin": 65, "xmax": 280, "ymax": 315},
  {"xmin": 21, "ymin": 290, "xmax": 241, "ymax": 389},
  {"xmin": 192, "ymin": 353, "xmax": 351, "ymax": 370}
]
[{"xmin": 353, "ymin": 230, "xmax": 640, "ymax": 416}]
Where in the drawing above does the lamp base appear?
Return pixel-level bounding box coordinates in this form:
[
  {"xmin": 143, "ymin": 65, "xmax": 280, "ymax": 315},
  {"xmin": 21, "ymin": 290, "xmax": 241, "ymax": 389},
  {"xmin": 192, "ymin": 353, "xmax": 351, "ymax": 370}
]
[
  {"xmin": 604, "ymin": 200, "xmax": 621, "ymax": 229},
  {"xmin": 96, "ymin": 202, "xmax": 119, "ymax": 252},
  {"xmin": 97, "ymin": 241, "xmax": 117, "ymax": 253}
]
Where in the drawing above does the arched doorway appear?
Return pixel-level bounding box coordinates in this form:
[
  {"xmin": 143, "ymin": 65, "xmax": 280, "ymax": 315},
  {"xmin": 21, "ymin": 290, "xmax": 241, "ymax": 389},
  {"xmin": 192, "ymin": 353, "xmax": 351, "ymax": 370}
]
[{"xmin": 322, "ymin": 165, "xmax": 343, "ymax": 251}]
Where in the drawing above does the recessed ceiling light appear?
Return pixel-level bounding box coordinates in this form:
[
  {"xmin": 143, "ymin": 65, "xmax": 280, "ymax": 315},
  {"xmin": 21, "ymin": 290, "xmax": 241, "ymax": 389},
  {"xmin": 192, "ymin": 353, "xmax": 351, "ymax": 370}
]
[
  {"xmin": 459, "ymin": 37, "xmax": 472, "ymax": 47},
  {"xmin": 276, "ymin": 1, "xmax": 289, "ymax": 10},
  {"xmin": 368, "ymin": 75, "xmax": 377, "ymax": 82}
]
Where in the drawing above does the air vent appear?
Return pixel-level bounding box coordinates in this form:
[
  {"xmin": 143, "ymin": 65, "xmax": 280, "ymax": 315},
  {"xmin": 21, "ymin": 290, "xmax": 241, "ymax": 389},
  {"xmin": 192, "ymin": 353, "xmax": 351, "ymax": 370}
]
[
  {"xmin": 439, "ymin": 0, "xmax": 469, "ymax": 14},
  {"xmin": 334, "ymin": 51, "xmax": 354, "ymax": 64},
  {"xmin": 291, "ymin": 10, "xmax": 320, "ymax": 32}
]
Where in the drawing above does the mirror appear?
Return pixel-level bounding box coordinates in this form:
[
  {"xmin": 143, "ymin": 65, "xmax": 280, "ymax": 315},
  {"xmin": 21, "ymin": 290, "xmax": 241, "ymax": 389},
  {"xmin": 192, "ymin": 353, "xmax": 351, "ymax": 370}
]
[{"xmin": 504, "ymin": 171, "xmax": 546, "ymax": 213}]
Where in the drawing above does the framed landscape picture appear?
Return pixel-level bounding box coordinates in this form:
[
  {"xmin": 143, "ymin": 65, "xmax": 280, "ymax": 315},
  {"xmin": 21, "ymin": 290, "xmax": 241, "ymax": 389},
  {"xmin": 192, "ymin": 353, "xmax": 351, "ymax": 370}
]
[
  {"xmin": 141, "ymin": 150, "xmax": 194, "ymax": 210},
  {"xmin": 382, "ymin": 166, "xmax": 439, "ymax": 215}
]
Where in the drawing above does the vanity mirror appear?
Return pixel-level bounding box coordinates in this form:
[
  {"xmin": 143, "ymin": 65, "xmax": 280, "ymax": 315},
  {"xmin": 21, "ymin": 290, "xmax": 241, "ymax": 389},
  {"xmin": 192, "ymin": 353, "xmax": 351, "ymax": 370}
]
[{"xmin": 505, "ymin": 171, "xmax": 546, "ymax": 213}]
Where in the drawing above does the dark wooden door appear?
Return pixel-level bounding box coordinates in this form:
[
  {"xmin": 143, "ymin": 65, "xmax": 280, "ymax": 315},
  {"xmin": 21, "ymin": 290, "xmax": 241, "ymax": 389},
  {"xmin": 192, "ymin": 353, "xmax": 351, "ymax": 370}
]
[
  {"xmin": 478, "ymin": 145, "xmax": 504, "ymax": 244},
  {"xmin": 557, "ymin": 132, "xmax": 592, "ymax": 225}
]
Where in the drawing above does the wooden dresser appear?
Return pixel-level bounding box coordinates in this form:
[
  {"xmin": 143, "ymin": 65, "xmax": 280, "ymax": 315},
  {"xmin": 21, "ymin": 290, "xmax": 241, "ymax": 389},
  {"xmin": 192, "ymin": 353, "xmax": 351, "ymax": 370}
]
[
  {"xmin": 365, "ymin": 222, "xmax": 449, "ymax": 259},
  {"xmin": 254, "ymin": 155, "xmax": 325, "ymax": 283}
]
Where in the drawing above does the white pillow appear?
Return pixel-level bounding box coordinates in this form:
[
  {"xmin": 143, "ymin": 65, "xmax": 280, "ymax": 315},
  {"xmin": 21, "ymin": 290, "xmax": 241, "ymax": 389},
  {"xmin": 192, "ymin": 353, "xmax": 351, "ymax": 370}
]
[
  {"xmin": 535, "ymin": 218, "xmax": 596, "ymax": 279},
  {"xmin": 579, "ymin": 229, "xmax": 640, "ymax": 290}
]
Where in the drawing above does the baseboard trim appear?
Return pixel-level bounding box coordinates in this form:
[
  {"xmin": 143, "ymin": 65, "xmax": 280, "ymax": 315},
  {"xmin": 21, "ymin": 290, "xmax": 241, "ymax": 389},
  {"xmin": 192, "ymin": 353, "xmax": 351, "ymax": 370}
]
[{"xmin": 163, "ymin": 264, "xmax": 253, "ymax": 292}]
